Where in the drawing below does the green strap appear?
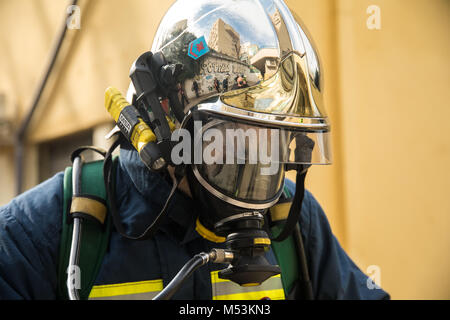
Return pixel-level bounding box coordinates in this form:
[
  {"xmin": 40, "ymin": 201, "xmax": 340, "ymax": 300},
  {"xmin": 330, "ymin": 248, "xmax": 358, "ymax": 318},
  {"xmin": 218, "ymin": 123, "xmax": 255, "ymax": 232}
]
[
  {"xmin": 270, "ymin": 185, "xmax": 300, "ymax": 297},
  {"xmin": 271, "ymin": 225, "xmax": 300, "ymax": 296},
  {"xmin": 57, "ymin": 160, "xmax": 113, "ymax": 300}
]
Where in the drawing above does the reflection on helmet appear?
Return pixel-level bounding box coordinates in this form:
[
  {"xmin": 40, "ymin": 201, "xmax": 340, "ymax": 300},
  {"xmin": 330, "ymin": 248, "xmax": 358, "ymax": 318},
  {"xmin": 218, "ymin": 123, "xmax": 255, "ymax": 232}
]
[{"xmin": 151, "ymin": 0, "xmax": 329, "ymax": 132}]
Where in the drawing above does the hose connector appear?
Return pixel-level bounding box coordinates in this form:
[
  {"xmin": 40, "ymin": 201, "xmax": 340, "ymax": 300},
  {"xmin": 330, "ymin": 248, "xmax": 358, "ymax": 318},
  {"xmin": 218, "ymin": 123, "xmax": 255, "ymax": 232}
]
[{"xmin": 209, "ymin": 249, "xmax": 235, "ymax": 264}]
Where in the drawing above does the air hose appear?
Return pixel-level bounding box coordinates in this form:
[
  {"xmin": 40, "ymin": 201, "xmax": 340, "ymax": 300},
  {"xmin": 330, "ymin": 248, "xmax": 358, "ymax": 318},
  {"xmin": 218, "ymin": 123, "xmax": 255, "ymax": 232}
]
[
  {"xmin": 153, "ymin": 249, "xmax": 234, "ymax": 300},
  {"xmin": 67, "ymin": 156, "xmax": 83, "ymax": 300}
]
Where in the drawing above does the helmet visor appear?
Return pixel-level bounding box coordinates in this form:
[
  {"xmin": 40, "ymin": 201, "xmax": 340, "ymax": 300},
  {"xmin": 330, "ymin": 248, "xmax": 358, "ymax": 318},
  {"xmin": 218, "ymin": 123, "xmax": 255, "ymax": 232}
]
[{"xmin": 191, "ymin": 112, "xmax": 331, "ymax": 166}]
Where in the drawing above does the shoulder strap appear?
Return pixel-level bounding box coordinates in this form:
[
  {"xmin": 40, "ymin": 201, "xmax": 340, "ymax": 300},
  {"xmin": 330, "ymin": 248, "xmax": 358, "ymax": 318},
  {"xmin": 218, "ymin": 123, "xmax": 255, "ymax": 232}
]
[
  {"xmin": 269, "ymin": 184, "xmax": 313, "ymax": 300},
  {"xmin": 57, "ymin": 159, "xmax": 114, "ymax": 300},
  {"xmin": 270, "ymin": 192, "xmax": 299, "ymax": 297}
]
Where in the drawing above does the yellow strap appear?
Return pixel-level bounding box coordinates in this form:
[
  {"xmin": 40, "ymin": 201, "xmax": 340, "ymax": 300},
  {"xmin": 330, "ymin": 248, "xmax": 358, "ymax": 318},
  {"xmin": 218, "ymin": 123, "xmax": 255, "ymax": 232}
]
[
  {"xmin": 195, "ymin": 218, "xmax": 226, "ymax": 243},
  {"xmin": 70, "ymin": 196, "xmax": 107, "ymax": 224},
  {"xmin": 254, "ymin": 237, "xmax": 271, "ymax": 245},
  {"xmin": 269, "ymin": 202, "xmax": 292, "ymax": 222}
]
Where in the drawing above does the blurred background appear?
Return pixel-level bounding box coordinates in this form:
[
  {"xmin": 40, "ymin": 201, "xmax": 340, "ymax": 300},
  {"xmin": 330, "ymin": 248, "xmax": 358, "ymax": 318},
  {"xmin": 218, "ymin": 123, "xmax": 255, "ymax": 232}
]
[{"xmin": 0, "ymin": 0, "xmax": 448, "ymax": 299}]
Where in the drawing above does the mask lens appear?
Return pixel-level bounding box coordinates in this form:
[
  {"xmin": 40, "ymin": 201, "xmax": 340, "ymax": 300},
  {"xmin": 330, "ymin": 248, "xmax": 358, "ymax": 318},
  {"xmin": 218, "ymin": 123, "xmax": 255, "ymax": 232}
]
[{"xmin": 196, "ymin": 163, "xmax": 284, "ymax": 203}]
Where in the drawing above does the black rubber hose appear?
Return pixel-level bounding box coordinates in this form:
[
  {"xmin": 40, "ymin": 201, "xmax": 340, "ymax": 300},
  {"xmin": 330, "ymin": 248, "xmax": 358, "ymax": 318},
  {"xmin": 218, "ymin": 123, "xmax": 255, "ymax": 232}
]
[{"xmin": 153, "ymin": 253, "xmax": 210, "ymax": 300}]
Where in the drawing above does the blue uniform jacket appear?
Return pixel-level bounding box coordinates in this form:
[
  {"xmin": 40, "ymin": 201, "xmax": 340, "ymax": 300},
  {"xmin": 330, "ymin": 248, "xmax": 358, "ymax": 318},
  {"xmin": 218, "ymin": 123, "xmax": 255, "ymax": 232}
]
[{"xmin": 0, "ymin": 146, "xmax": 389, "ymax": 300}]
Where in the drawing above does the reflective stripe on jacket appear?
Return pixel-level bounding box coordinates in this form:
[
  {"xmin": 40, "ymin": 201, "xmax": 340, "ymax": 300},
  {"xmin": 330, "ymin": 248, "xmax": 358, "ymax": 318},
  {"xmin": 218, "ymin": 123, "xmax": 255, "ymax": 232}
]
[{"xmin": 88, "ymin": 272, "xmax": 285, "ymax": 300}]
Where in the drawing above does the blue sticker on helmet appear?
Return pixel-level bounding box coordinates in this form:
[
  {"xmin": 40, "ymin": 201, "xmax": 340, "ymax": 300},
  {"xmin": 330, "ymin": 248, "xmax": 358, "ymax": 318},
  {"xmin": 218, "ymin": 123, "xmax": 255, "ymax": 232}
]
[{"xmin": 188, "ymin": 36, "xmax": 210, "ymax": 60}]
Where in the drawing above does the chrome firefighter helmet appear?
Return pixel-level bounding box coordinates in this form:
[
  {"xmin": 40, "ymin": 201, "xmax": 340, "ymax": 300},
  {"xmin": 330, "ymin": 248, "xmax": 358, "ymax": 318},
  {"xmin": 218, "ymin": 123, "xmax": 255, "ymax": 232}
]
[
  {"xmin": 129, "ymin": 0, "xmax": 331, "ymax": 229},
  {"xmin": 151, "ymin": 0, "xmax": 329, "ymax": 131}
]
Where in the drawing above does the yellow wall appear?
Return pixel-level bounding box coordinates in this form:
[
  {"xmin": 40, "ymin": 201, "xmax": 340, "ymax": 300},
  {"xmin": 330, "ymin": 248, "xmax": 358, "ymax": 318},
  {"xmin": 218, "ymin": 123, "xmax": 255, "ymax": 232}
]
[
  {"xmin": 335, "ymin": 0, "xmax": 450, "ymax": 299},
  {"xmin": 0, "ymin": 0, "xmax": 449, "ymax": 299}
]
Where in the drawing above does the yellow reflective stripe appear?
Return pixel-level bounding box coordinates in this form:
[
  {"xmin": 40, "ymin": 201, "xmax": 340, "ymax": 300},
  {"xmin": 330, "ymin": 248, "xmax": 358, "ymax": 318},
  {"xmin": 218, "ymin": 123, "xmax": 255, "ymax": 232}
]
[
  {"xmin": 88, "ymin": 279, "xmax": 163, "ymax": 299},
  {"xmin": 211, "ymin": 271, "xmax": 285, "ymax": 300},
  {"xmin": 88, "ymin": 271, "xmax": 286, "ymax": 300},
  {"xmin": 211, "ymin": 272, "xmax": 231, "ymax": 284},
  {"xmin": 213, "ymin": 288, "xmax": 286, "ymax": 300}
]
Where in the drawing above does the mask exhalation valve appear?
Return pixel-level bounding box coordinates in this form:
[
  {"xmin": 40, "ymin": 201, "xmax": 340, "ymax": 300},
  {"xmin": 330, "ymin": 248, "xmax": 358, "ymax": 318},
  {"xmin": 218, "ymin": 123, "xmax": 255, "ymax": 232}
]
[{"xmin": 214, "ymin": 212, "xmax": 281, "ymax": 286}]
